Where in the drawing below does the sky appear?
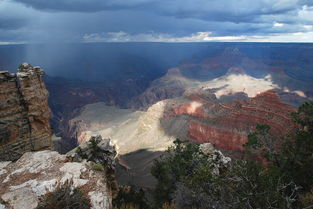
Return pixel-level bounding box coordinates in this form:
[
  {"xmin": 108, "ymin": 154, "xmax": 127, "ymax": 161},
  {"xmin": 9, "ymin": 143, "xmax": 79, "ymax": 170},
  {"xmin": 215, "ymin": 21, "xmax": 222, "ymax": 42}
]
[{"xmin": 0, "ymin": 0, "xmax": 313, "ymax": 44}]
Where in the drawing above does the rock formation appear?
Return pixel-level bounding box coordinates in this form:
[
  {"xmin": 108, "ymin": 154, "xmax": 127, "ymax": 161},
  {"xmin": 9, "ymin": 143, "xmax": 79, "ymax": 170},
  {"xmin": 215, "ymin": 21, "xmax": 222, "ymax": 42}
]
[
  {"xmin": 170, "ymin": 89, "xmax": 296, "ymax": 152},
  {"xmin": 0, "ymin": 135, "xmax": 116, "ymax": 209},
  {"xmin": 67, "ymin": 134, "xmax": 118, "ymax": 194},
  {"xmin": 0, "ymin": 63, "xmax": 52, "ymax": 161},
  {"xmin": 68, "ymin": 71, "xmax": 298, "ymax": 155},
  {"xmin": 199, "ymin": 143, "xmax": 231, "ymax": 175}
]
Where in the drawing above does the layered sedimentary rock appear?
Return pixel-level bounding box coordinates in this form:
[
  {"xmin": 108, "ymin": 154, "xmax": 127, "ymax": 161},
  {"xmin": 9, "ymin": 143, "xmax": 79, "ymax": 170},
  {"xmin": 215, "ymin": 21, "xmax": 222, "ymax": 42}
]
[
  {"xmin": 170, "ymin": 89, "xmax": 296, "ymax": 152},
  {"xmin": 0, "ymin": 136, "xmax": 116, "ymax": 209},
  {"xmin": 0, "ymin": 63, "xmax": 51, "ymax": 161}
]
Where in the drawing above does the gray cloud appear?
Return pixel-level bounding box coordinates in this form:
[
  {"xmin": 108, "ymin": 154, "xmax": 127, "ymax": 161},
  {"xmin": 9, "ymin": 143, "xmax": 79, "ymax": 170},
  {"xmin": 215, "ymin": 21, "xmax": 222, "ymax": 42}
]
[
  {"xmin": 11, "ymin": 0, "xmax": 307, "ymax": 23},
  {"xmin": 0, "ymin": 0, "xmax": 312, "ymax": 43},
  {"xmin": 0, "ymin": 17, "xmax": 26, "ymax": 30},
  {"xmin": 11, "ymin": 0, "xmax": 156, "ymax": 12}
]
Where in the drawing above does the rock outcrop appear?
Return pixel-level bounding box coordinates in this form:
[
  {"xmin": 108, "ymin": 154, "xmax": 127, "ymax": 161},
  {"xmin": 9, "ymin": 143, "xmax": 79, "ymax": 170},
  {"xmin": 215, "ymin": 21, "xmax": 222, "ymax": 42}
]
[
  {"xmin": 0, "ymin": 63, "xmax": 52, "ymax": 161},
  {"xmin": 68, "ymin": 135, "xmax": 116, "ymax": 168},
  {"xmin": 199, "ymin": 143, "xmax": 231, "ymax": 175},
  {"xmin": 67, "ymin": 134, "xmax": 118, "ymax": 194},
  {"xmin": 0, "ymin": 136, "xmax": 116, "ymax": 209}
]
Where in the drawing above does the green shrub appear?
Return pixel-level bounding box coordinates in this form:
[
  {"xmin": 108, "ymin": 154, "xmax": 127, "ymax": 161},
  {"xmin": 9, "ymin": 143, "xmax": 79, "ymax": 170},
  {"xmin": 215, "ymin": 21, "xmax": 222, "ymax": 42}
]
[
  {"xmin": 245, "ymin": 101, "xmax": 313, "ymax": 193},
  {"xmin": 167, "ymin": 147, "xmax": 299, "ymax": 209},
  {"xmin": 113, "ymin": 186, "xmax": 149, "ymax": 209},
  {"xmin": 113, "ymin": 203, "xmax": 140, "ymax": 209},
  {"xmin": 36, "ymin": 184, "xmax": 90, "ymax": 209},
  {"xmin": 151, "ymin": 139, "xmax": 206, "ymax": 207},
  {"xmin": 91, "ymin": 163, "xmax": 105, "ymax": 171}
]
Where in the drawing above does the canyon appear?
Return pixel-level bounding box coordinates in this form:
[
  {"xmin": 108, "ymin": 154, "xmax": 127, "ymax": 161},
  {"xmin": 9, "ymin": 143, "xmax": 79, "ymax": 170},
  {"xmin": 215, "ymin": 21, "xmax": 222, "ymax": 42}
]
[
  {"xmin": 67, "ymin": 89, "xmax": 296, "ymax": 187},
  {"xmin": 50, "ymin": 47, "xmax": 313, "ymax": 187},
  {"xmin": 38, "ymin": 45, "xmax": 313, "ymax": 157},
  {"xmin": 65, "ymin": 48, "xmax": 311, "ymax": 155},
  {"xmin": 1, "ymin": 44, "xmax": 312, "ymax": 190}
]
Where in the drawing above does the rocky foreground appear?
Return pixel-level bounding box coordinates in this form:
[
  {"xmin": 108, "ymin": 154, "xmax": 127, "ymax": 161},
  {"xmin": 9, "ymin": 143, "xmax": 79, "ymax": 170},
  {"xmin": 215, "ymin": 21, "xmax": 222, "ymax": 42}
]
[{"xmin": 0, "ymin": 135, "xmax": 116, "ymax": 209}]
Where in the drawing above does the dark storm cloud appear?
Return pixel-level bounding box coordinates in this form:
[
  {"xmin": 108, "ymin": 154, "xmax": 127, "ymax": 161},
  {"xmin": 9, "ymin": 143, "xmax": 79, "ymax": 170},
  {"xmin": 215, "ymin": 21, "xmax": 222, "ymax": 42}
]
[
  {"xmin": 153, "ymin": 0, "xmax": 300, "ymax": 23},
  {"xmin": 0, "ymin": 0, "xmax": 312, "ymax": 43},
  {"xmin": 11, "ymin": 0, "xmax": 305, "ymax": 23},
  {"xmin": 12, "ymin": 0, "xmax": 155, "ymax": 12}
]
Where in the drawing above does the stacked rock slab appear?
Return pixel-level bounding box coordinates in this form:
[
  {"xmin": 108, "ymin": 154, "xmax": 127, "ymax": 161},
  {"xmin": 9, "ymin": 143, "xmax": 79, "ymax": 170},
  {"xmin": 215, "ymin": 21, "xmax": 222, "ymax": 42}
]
[{"xmin": 0, "ymin": 63, "xmax": 51, "ymax": 161}]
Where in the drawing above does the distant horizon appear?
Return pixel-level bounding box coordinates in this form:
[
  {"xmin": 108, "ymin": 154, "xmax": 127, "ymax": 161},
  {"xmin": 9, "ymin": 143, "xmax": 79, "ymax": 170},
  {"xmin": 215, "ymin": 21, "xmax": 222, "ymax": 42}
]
[
  {"xmin": 1, "ymin": 42, "xmax": 312, "ymax": 83},
  {"xmin": 1, "ymin": 41, "xmax": 313, "ymax": 46}
]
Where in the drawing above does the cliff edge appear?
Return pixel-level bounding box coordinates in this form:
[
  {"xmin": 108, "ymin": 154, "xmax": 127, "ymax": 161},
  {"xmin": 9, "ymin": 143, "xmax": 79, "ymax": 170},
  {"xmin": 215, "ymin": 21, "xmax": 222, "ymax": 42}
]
[{"xmin": 0, "ymin": 63, "xmax": 52, "ymax": 161}]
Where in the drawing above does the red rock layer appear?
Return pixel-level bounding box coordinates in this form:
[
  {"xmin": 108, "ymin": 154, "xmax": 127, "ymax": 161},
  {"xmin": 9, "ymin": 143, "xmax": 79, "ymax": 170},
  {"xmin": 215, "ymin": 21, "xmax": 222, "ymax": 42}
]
[
  {"xmin": 170, "ymin": 90, "xmax": 296, "ymax": 152},
  {"xmin": 189, "ymin": 121, "xmax": 246, "ymax": 151}
]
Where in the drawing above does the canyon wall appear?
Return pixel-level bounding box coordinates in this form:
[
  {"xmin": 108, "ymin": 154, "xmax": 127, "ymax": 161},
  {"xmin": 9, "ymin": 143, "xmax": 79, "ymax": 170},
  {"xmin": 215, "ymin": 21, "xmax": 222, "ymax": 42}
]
[
  {"xmin": 169, "ymin": 90, "xmax": 296, "ymax": 152},
  {"xmin": 68, "ymin": 89, "xmax": 296, "ymax": 154},
  {"xmin": 0, "ymin": 63, "xmax": 52, "ymax": 161}
]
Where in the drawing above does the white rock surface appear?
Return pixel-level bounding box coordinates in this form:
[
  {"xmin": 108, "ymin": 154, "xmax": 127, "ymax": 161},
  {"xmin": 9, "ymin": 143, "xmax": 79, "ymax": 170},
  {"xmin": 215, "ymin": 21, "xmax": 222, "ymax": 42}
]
[
  {"xmin": 199, "ymin": 143, "xmax": 215, "ymax": 155},
  {"xmin": 199, "ymin": 143, "xmax": 231, "ymax": 175},
  {"xmin": 0, "ymin": 162, "xmax": 10, "ymax": 175},
  {"xmin": 0, "ymin": 151, "xmax": 112, "ymax": 209},
  {"xmin": 1, "ymin": 188, "xmax": 38, "ymax": 209},
  {"xmin": 88, "ymin": 191, "xmax": 111, "ymax": 209}
]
